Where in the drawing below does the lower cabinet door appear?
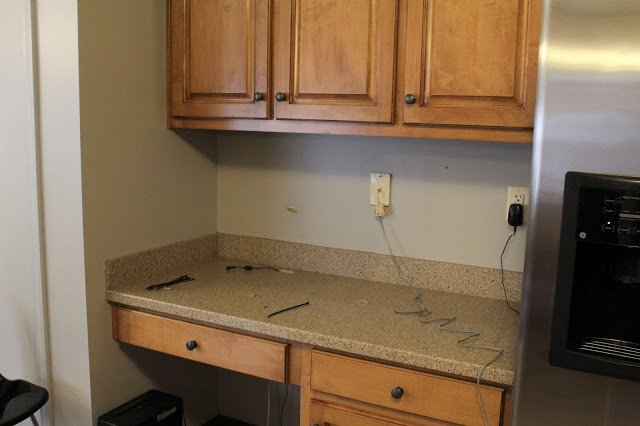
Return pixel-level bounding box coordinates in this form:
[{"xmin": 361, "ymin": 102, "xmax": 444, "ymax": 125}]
[
  {"xmin": 310, "ymin": 400, "xmax": 406, "ymax": 426},
  {"xmin": 310, "ymin": 350, "xmax": 503, "ymax": 426}
]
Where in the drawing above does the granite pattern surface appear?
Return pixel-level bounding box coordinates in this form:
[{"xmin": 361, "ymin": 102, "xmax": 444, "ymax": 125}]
[
  {"xmin": 217, "ymin": 233, "xmax": 523, "ymax": 302},
  {"xmin": 106, "ymin": 256, "xmax": 520, "ymax": 386},
  {"xmin": 106, "ymin": 234, "xmax": 217, "ymax": 290}
]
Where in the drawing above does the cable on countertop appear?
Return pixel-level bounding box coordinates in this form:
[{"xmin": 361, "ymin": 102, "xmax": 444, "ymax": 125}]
[
  {"xmin": 226, "ymin": 265, "xmax": 280, "ymax": 272},
  {"xmin": 378, "ymin": 216, "xmax": 503, "ymax": 426},
  {"xmin": 145, "ymin": 275, "xmax": 194, "ymax": 291},
  {"xmin": 267, "ymin": 301, "xmax": 310, "ymax": 318}
]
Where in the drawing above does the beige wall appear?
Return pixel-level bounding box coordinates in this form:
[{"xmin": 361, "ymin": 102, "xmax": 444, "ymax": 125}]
[
  {"xmin": 77, "ymin": 0, "xmax": 218, "ymax": 423},
  {"xmin": 217, "ymin": 133, "xmax": 532, "ymax": 272}
]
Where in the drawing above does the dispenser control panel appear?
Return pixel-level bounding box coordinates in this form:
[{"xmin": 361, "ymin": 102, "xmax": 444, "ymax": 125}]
[{"xmin": 578, "ymin": 187, "xmax": 640, "ymax": 246}]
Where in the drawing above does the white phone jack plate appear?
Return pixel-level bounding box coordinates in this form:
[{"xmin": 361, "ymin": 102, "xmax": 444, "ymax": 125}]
[{"xmin": 370, "ymin": 173, "xmax": 391, "ymax": 206}]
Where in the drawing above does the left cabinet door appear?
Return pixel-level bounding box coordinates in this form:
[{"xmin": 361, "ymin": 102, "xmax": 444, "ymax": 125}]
[{"xmin": 169, "ymin": 0, "xmax": 270, "ymax": 120}]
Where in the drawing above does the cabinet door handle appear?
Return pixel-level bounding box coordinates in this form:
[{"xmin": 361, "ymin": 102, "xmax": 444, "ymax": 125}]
[
  {"xmin": 404, "ymin": 94, "xmax": 416, "ymax": 105},
  {"xmin": 275, "ymin": 92, "xmax": 287, "ymax": 102},
  {"xmin": 186, "ymin": 340, "xmax": 198, "ymax": 351},
  {"xmin": 391, "ymin": 386, "xmax": 404, "ymax": 399},
  {"xmin": 253, "ymin": 92, "xmax": 264, "ymax": 101}
]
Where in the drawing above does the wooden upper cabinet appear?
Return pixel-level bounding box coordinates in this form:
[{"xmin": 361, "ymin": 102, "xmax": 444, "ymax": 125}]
[
  {"xmin": 274, "ymin": 0, "xmax": 398, "ymax": 123},
  {"xmin": 169, "ymin": 0, "xmax": 269, "ymax": 119},
  {"xmin": 403, "ymin": 0, "xmax": 541, "ymax": 128}
]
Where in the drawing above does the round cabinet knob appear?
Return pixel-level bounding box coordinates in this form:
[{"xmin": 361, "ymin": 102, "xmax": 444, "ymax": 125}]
[
  {"xmin": 391, "ymin": 386, "xmax": 404, "ymax": 399},
  {"xmin": 253, "ymin": 92, "xmax": 264, "ymax": 101},
  {"xmin": 404, "ymin": 94, "xmax": 417, "ymax": 105},
  {"xmin": 186, "ymin": 340, "xmax": 198, "ymax": 351},
  {"xmin": 275, "ymin": 92, "xmax": 286, "ymax": 102},
  {"xmin": 312, "ymin": 424, "xmax": 320, "ymax": 426}
]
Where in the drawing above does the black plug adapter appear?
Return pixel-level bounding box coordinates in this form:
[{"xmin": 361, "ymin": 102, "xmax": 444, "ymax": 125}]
[{"xmin": 508, "ymin": 203, "xmax": 524, "ymax": 228}]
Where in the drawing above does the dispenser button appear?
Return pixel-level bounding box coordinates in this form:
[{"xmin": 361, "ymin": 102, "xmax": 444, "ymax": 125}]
[
  {"xmin": 634, "ymin": 227, "xmax": 640, "ymax": 236},
  {"xmin": 602, "ymin": 224, "xmax": 615, "ymax": 232},
  {"xmin": 604, "ymin": 197, "xmax": 617, "ymax": 205},
  {"xmin": 603, "ymin": 207, "xmax": 616, "ymax": 215},
  {"xmin": 617, "ymin": 226, "xmax": 631, "ymax": 234}
]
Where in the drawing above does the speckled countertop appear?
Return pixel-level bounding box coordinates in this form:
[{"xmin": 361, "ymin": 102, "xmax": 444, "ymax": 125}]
[{"xmin": 106, "ymin": 257, "xmax": 520, "ymax": 386}]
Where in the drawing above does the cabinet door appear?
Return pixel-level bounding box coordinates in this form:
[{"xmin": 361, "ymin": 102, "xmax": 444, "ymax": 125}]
[
  {"xmin": 310, "ymin": 400, "xmax": 408, "ymax": 426},
  {"xmin": 169, "ymin": 0, "xmax": 269, "ymax": 119},
  {"xmin": 275, "ymin": 0, "xmax": 397, "ymax": 123},
  {"xmin": 403, "ymin": 0, "xmax": 541, "ymax": 128}
]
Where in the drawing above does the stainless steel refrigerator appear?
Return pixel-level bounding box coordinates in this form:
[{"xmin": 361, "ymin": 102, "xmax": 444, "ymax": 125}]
[{"xmin": 513, "ymin": 0, "xmax": 640, "ymax": 424}]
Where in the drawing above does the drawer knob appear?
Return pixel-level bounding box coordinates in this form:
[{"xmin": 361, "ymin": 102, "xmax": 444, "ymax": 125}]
[
  {"xmin": 253, "ymin": 92, "xmax": 264, "ymax": 101},
  {"xmin": 391, "ymin": 386, "xmax": 404, "ymax": 399},
  {"xmin": 404, "ymin": 94, "xmax": 416, "ymax": 105},
  {"xmin": 186, "ymin": 340, "xmax": 198, "ymax": 351},
  {"xmin": 275, "ymin": 92, "xmax": 286, "ymax": 102},
  {"xmin": 312, "ymin": 424, "xmax": 320, "ymax": 426}
]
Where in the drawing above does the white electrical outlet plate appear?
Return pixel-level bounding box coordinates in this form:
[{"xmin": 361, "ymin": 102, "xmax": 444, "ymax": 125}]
[
  {"xmin": 370, "ymin": 173, "xmax": 391, "ymax": 206},
  {"xmin": 506, "ymin": 185, "xmax": 530, "ymax": 223}
]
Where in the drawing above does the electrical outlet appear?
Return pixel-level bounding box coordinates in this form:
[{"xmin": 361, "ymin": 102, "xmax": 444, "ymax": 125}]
[
  {"xmin": 506, "ymin": 186, "xmax": 530, "ymax": 223},
  {"xmin": 370, "ymin": 173, "xmax": 391, "ymax": 206}
]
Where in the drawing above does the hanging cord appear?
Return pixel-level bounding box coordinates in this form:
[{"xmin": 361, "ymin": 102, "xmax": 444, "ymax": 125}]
[
  {"xmin": 500, "ymin": 228, "xmax": 520, "ymax": 315},
  {"xmin": 378, "ymin": 216, "xmax": 503, "ymax": 426},
  {"xmin": 266, "ymin": 381, "xmax": 272, "ymax": 426},
  {"xmin": 419, "ymin": 315, "xmax": 504, "ymax": 426},
  {"xmin": 378, "ymin": 217, "xmax": 421, "ymax": 299},
  {"xmin": 280, "ymin": 384, "xmax": 289, "ymax": 426}
]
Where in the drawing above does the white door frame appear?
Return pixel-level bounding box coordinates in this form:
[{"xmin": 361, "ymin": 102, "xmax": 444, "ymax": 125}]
[{"xmin": 0, "ymin": 0, "xmax": 51, "ymax": 423}]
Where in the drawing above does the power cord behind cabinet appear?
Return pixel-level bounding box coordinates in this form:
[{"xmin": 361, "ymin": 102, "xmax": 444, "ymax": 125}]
[{"xmin": 378, "ymin": 216, "xmax": 504, "ymax": 426}]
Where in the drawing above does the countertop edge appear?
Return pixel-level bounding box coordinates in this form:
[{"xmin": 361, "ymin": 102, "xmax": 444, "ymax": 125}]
[{"xmin": 106, "ymin": 290, "xmax": 515, "ymax": 386}]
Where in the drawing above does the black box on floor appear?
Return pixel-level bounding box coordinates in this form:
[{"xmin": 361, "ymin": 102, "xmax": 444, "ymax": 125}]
[{"xmin": 97, "ymin": 390, "xmax": 182, "ymax": 426}]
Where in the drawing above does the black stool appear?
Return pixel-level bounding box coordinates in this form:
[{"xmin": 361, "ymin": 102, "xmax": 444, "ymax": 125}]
[{"xmin": 0, "ymin": 374, "xmax": 49, "ymax": 426}]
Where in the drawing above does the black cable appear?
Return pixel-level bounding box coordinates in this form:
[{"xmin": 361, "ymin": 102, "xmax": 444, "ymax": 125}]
[
  {"xmin": 226, "ymin": 265, "xmax": 280, "ymax": 272},
  {"xmin": 146, "ymin": 275, "xmax": 194, "ymax": 291},
  {"xmin": 267, "ymin": 301, "xmax": 310, "ymax": 318},
  {"xmin": 280, "ymin": 384, "xmax": 288, "ymax": 426},
  {"xmin": 500, "ymin": 227, "xmax": 520, "ymax": 315}
]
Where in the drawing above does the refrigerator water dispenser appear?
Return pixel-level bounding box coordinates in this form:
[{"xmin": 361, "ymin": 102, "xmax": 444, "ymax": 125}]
[{"xmin": 550, "ymin": 172, "xmax": 640, "ymax": 381}]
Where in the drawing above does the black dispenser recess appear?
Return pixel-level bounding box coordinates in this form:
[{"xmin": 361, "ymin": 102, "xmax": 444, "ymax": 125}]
[{"xmin": 550, "ymin": 172, "xmax": 640, "ymax": 381}]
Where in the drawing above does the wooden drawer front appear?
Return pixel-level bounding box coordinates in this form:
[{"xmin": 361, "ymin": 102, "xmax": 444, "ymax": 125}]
[
  {"xmin": 114, "ymin": 307, "xmax": 288, "ymax": 382},
  {"xmin": 310, "ymin": 400, "xmax": 407, "ymax": 426},
  {"xmin": 310, "ymin": 350, "xmax": 503, "ymax": 426}
]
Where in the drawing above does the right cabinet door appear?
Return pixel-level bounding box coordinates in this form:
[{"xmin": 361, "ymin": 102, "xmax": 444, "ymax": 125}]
[{"xmin": 403, "ymin": 0, "xmax": 541, "ymax": 128}]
